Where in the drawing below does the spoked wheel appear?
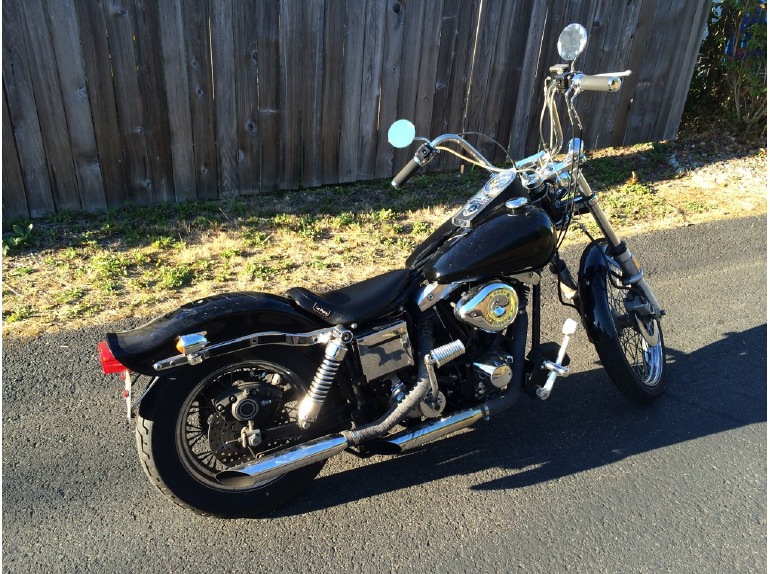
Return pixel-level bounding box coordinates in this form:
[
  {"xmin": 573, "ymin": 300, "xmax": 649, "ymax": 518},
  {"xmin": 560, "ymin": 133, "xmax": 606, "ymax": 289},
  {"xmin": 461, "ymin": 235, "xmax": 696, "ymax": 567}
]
[
  {"xmin": 136, "ymin": 348, "xmax": 339, "ymax": 517},
  {"xmin": 591, "ymin": 254, "xmax": 666, "ymax": 403}
]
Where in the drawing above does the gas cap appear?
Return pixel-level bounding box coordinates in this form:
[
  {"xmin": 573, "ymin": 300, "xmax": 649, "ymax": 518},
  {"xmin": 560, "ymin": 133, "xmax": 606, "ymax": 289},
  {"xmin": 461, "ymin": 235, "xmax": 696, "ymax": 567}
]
[{"xmin": 505, "ymin": 197, "xmax": 528, "ymax": 213}]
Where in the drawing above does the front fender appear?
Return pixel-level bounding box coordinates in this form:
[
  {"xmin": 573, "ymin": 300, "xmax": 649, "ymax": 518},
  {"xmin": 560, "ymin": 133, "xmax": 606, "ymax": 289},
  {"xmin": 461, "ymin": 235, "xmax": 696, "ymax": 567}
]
[
  {"xmin": 577, "ymin": 241, "xmax": 616, "ymax": 345},
  {"xmin": 106, "ymin": 292, "xmax": 326, "ymax": 375}
]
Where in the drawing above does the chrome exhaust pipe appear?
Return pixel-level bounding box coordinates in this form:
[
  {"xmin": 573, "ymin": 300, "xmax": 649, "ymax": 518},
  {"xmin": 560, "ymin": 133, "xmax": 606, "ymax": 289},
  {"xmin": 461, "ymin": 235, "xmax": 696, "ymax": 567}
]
[
  {"xmin": 217, "ymin": 434, "xmax": 349, "ymax": 487},
  {"xmin": 216, "ymin": 408, "xmax": 487, "ymax": 487},
  {"xmin": 377, "ymin": 407, "xmax": 487, "ymax": 453},
  {"xmin": 217, "ymin": 401, "xmax": 506, "ymax": 486}
]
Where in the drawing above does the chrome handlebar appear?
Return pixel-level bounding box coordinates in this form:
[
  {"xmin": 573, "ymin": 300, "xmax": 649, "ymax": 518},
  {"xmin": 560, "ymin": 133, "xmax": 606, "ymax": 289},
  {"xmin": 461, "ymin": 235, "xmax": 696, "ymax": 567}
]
[{"xmin": 392, "ymin": 68, "xmax": 630, "ymax": 189}]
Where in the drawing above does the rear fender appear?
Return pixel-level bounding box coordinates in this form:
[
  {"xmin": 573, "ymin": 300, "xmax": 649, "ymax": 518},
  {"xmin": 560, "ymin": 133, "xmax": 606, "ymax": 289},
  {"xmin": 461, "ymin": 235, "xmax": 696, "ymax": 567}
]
[
  {"xmin": 106, "ymin": 292, "xmax": 327, "ymax": 376},
  {"xmin": 577, "ymin": 241, "xmax": 616, "ymax": 345}
]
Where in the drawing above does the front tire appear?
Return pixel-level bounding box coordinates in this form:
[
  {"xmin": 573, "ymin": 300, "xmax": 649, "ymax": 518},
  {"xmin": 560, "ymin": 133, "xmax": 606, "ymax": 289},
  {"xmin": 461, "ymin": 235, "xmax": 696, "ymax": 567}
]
[
  {"xmin": 135, "ymin": 348, "xmax": 338, "ymax": 517},
  {"xmin": 585, "ymin": 248, "xmax": 666, "ymax": 403}
]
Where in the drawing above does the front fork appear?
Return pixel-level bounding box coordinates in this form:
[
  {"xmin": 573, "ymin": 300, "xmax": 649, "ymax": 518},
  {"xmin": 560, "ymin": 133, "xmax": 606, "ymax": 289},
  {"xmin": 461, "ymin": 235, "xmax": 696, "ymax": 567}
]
[{"xmin": 576, "ymin": 173, "xmax": 664, "ymax": 319}]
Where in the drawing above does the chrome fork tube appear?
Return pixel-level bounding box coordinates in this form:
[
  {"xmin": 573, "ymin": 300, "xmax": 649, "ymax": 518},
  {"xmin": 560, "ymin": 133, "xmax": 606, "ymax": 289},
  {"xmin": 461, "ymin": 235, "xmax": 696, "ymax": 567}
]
[
  {"xmin": 577, "ymin": 173, "xmax": 622, "ymax": 246},
  {"xmin": 577, "ymin": 174, "xmax": 664, "ymax": 316}
]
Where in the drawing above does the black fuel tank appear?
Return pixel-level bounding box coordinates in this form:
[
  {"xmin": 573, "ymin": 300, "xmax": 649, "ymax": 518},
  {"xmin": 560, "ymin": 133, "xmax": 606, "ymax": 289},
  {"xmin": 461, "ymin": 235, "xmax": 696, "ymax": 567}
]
[{"xmin": 420, "ymin": 204, "xmax": 556, "ymax": 284}]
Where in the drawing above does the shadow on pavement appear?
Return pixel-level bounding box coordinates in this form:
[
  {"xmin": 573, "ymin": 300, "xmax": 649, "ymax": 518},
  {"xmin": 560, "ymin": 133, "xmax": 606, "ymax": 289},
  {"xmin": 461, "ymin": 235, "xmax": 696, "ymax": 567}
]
[{"xmin": 273, "ymin": 323, "xmax": 767, "ymax": 516}]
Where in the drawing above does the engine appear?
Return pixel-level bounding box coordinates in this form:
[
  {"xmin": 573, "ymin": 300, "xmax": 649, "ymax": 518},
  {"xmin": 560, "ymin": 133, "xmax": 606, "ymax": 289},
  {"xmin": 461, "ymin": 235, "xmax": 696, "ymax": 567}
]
[
  {"xmin": 450, "ymin": 280, "xmax": 521, "ymax": 400},
  {"xmin": 454, "ymin": 282, "xmax": 518, "ymax": 332}
]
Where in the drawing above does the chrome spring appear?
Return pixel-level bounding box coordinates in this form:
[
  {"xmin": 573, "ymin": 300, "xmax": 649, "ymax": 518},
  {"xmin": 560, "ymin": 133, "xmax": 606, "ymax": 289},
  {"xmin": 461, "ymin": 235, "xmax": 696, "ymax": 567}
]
[
  {"xmin": 307, "ymin": 355, "xmax": 342, "ymax": 401},
  {"xmin": 428, "ymin": 340, "xmax": 466, "ymax": 368},
  {"xmin": 297, "ymin": 334, "xmax": 349, "ymax": 429}
]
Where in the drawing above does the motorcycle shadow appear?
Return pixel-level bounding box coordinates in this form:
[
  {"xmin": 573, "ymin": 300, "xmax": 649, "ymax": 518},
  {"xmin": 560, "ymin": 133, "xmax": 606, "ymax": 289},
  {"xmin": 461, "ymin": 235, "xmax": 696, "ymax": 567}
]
[{"xmin": 271, "ymin": 324, "xmax": 767, "ymax": 517}]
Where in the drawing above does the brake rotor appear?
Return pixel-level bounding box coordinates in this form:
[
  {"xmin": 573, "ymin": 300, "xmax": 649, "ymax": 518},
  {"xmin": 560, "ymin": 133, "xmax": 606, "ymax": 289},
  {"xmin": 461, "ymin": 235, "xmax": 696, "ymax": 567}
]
[{"xmin": 207, "ymin": 414, "xmax": 252, "ymax": 467}]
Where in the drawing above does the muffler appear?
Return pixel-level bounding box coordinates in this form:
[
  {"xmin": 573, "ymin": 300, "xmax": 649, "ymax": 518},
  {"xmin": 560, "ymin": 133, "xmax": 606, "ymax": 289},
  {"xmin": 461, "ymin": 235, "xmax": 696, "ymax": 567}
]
[
  {"xmin": 217, "ymin": 434, "xmax": 349, "ymax": 486},
  {"xmin": 372, "ymin": 407, "xmax": 487, "ymax": 454},
  {"xmin": 216, "ymin": 409, "xmax": 489, "ymax": 487}
]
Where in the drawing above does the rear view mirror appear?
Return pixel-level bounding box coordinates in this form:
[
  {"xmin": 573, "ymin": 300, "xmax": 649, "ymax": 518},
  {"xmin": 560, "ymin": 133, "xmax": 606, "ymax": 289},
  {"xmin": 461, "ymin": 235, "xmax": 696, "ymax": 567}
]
[
  {"xmin": 388, "ymin": 120, "xmax": 416, "ymax": 148},
  {"xmin": 557, "ymin": 23, "xmax": 588, "ymax": 62}
]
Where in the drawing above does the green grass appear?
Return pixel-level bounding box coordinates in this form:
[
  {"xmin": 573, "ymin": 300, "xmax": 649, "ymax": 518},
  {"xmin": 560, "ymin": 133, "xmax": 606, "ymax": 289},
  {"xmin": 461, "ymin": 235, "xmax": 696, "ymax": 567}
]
[{"xmin": 1, "ymin": 145, "xmax": 764, "ymax": 336}]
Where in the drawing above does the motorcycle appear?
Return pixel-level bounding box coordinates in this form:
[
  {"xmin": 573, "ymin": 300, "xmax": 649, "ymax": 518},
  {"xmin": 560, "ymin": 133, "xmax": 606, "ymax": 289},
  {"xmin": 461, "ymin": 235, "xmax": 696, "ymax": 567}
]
[{"xmin": 98, "ymin": 23, "xmax": 665, "ymax": 517}]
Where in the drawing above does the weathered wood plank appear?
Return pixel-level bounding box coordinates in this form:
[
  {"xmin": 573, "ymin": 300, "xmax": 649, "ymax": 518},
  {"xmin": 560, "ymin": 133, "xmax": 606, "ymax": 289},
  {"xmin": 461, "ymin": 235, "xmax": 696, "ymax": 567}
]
[
  {"xmin": 521, "ymin": 0, "xmax": 572, "ymax": 155},
  {"xmin": 338, "ymin": 0, "xmax": 366, "ymax": 183},
  {"xmin": 357, "ymin": 0, "xmax": 387, "ymax": 180},
  {"xmin": 20, "ymin": 0, "xmax": 81, "ymax": 211},
  {"xmin": 44, "ymin": 0, "xmax": 106, "ymax": 211},
  {"xmin": 479, "ymin": 0, "xmax": 529, "ymax": 162},
  {"xmin": 413, "ymin": 0, "xmax": 444, "ymax": 148},
  {"xmin": 393, "ymin": 0, "xmax": 427, "ymax": 174},
  {"xmin": 656, "ymin": 0, "xmax": 711, "ymax": 140},
  {"xmin": 375, "ymin": 0, "xmax": 406, "ymax": 178},
  {"xmin": 508, "ymin": 1, "xmax": 550, "ymax": 159},
  {"xmin": 301, "ymin": 0, "xmax": 326, "ymax": 188},
  {"xmin": 279, "ymin": 0, "xmax": 303, "ymax": 189},
  {"xmin": 566, "ymin": 0, "xmax": 622, "ymax": 150},
  {"xmin": 211, "ymin": 0, "xmax": 238, "ymax": 197},
  {"xmin": 489, "ymin": 1, "xmax": 534, "ymax": 163},
  {"xmin": 2, "ymin": 88, "xmax": 30, "ymax": 219},
  {"xmin": 104, "ymin": 0, "xmax": 152, "ymax": 204},
  {"xmin": 183, "ymin": 0, "xmax": 218, "ymax": 199},
  {"xmin": 320, "ymin": 0, "xmax": 346, "ymax": 184},
  {"xmin": 255, "ymin": 0, "xmax": 282, "ymax": 192},
  {"xmin": 589, "ymin": 0, "xmax": 644, "ymax": 149},
  {"xmin": 2, "ymin": 2, "xmax": 55, "ymax": 217},
  {"xmin": 618, "ymin": 0, "xmax": 672, "ymax": 145},
  {"xmin": 233, "ymin": 0, "xmax": 260, "ymax": 195},
  {"xmin": 610, "ymin": 0, "xmax": 660, "ymax": 146},
  {"xmin": 433, "ymin": 0, "xmax": 480, "ymax": 171},
  {"xmin": 158, "ymin": 0, "xmax": 196, "ymax": 202},
  {"xmin": 73, "ymin": 0, "xmax": 129, "ymax": 207},
  {"xmin": 463, "ymin": 0, "xmax": 504, "ymax": 147},
  {"xmin": 132, "ymin": 0, "xmax": 175, "ymax": 204}
]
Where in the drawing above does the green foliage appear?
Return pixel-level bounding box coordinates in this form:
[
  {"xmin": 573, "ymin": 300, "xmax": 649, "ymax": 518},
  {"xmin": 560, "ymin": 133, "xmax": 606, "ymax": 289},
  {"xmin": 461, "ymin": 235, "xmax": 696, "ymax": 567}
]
[
  {"xmin": 2, "ymin": 223, "xmax": 34, "ymax": 255},
  {"xmin": 158, "ymin": 264, "xmax": 193, "ymax": 289},
  {"xmin": 55, "ymin": 287, "xmax": 85, "ymax": 304},
  {"xmin": 5, "ymin": 305, "xmax": 35, "ymax": 324},
  {"xmin": 688, "ymin": 1, "xmax": 766, "ymax": 132}
]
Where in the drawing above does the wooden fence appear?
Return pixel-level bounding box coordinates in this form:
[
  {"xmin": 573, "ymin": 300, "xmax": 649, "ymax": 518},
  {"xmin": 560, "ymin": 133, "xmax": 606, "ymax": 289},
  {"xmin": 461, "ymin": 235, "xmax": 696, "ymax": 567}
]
[{"xmin": 2, "ymin": 0, "xmax": 711, "ymax": 218}]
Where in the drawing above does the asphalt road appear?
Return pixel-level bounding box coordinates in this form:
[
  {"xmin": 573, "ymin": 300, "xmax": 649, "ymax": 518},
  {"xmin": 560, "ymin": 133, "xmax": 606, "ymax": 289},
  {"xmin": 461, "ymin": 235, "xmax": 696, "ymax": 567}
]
[{"xmin": 3, "ymin": 215, "xmax": 766, "ymax": 573}]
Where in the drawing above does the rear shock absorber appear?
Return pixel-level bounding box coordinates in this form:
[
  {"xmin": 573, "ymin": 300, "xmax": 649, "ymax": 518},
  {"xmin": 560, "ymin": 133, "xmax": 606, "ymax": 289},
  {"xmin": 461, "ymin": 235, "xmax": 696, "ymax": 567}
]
[{"xmin": 297, "ymin": 327, "xmax": 353, "ymax": 429}]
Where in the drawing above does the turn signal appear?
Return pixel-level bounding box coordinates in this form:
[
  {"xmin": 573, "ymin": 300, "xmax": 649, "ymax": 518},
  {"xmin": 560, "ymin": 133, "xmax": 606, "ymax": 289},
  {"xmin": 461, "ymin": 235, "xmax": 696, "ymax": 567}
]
[
  {"xmin": 175, "ymin": 332, "xmax": 209, "ymax": 355},
  {"xmin": 97, "ymin": 341, "xmax": 128, "ymax": 374}
]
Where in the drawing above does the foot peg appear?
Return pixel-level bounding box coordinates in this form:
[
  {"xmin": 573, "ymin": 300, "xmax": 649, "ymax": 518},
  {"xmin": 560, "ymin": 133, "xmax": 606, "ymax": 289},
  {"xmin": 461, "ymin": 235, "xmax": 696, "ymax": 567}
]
[{"xmin": 536, "ymin": 318, "xmax": 578, "ymax": 400}]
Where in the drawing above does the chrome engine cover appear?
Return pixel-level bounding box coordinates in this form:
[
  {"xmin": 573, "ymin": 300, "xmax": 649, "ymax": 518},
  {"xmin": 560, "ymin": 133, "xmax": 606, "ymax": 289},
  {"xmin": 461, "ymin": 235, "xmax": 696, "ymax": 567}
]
[
  {"xmin": 455, "ymin": 282, "xmax": 518, "ymax": 332},
  {"xmin": 474, "ymin": 352, "xmax": 514, "ymax": 390},
  {"xmin": 355, "ymin": 320, "xmax": 414, "ymax": 382}
]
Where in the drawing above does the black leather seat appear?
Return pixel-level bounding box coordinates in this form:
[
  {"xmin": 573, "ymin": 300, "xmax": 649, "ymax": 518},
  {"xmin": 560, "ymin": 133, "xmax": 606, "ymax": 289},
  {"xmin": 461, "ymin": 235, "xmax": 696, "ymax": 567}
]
[{"xmin": 286, "ymin": 269, "xmax": 412, "ymax": 325}]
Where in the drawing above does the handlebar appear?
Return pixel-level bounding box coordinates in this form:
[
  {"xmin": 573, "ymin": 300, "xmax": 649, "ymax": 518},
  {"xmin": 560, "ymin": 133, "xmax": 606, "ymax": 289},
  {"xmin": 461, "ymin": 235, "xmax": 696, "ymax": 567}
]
[
  {"xmin": 391, "ymin": 134, "xmax": 504, "ymax": 189},
  {"xmin": 391, "ymin": 66, "xmax": 632, "ymax": 189}
]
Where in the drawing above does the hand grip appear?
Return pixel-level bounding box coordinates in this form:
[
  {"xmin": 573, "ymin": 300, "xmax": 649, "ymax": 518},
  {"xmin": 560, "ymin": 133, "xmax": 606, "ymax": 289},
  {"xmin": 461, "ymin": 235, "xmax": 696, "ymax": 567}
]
[
  {"xmin": 391, "ymin": 158, "xmax": 421, "ymax": 189},
  {"xmin": 575, "ymin": 73, "xmax": 623, "ymax": 92}
]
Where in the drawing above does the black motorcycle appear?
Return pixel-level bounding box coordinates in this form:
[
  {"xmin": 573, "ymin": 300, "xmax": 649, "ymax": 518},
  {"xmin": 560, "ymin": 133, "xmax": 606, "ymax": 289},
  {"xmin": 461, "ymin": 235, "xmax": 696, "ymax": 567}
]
[{"xmin": 98, "ymin": 23, "xmax": 665, "ymax": 517}]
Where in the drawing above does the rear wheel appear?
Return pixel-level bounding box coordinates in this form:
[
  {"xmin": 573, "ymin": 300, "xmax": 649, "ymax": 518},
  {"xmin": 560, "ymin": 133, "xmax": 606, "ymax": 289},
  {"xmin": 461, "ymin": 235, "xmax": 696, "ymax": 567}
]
[
  {"xmin": 591, "ymin": 257, "xmax": 666, "ymax": 403},
  {"xmin": 136, "ymin": 348, "xmax": 340, "ymax": 517}
]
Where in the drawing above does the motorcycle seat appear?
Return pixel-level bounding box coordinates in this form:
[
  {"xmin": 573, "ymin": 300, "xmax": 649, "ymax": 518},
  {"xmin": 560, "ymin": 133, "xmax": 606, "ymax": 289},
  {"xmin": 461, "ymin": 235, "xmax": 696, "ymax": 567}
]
[{"xmin": 286, "ymin": 269, "xmax": 412, "ymax": 325}]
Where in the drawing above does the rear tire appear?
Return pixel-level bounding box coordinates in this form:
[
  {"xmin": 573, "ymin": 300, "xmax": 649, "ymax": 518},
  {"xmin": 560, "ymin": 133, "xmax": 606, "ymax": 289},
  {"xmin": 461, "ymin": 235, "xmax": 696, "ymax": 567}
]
[
  {"xmin": 135, "ymin": 347, "xmax": 336, "ymax": 517},
  {"xmin": 591, "ymin": 257, "xmax": 666, "ymax": 403}
]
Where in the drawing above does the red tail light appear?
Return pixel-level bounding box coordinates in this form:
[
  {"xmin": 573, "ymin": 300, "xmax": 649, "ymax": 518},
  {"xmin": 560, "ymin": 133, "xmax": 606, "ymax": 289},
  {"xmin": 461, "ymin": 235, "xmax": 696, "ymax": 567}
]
[{"xmin": 97, "ymin": 341, "xmax": 129, "ymax": 374}]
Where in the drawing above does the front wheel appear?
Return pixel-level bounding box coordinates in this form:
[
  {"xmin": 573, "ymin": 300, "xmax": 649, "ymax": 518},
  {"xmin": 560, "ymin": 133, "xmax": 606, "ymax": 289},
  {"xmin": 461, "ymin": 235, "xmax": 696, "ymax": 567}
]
[
  {"xmin": 586, "ymin": 251, "xmax": 666, "ymax": 403},
  {"xmin": 135, "ymin": 348, "xmax": 342, "ymax": 517}
]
